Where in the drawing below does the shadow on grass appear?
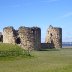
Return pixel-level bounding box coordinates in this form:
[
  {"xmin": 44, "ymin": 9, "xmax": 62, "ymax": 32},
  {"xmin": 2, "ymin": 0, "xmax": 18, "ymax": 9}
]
[{"xmin": 39, "ymin": 48, "xmax": 60, "ymax": 51}]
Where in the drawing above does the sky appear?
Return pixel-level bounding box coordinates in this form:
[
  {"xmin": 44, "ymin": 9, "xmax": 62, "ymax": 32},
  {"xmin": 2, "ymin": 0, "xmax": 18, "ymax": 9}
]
[{"xmin": 0, "ymin": 0, "xmax": 72, "ymax": 42}]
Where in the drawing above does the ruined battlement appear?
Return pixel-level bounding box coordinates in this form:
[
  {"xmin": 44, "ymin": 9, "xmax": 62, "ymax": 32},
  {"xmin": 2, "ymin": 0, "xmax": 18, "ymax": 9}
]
[
  {"xmin": 3, "ymin": 26, "xmax": 14, "ymax": 31},
  {"xmin": 0, "ymin": 25, "xmax": 62, "ymax": 50},
  {"xmin": 3, "ymin": 26, "xmax": 16, "ymax": 44},
  {"xmin": 45, "ymin": 25, "xmax": 62, "ymax": 48},
  {"xmin": 3, "ymin": 26, "xmax": 41, "ymax": 50}
]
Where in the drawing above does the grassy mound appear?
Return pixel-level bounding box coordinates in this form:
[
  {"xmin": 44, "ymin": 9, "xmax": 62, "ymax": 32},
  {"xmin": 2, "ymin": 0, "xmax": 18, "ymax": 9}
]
[{"xmin": 0, "ymin": 43, "xmax": 30, "ymax": 57}]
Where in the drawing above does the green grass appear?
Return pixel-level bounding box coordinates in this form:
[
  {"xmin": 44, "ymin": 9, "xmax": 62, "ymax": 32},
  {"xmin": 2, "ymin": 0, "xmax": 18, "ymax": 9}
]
[
  {"xmin": 0, "ymin": 43, "xmax": 72, "ymax": 72},
  {"xmin": 0, "ymin": 43, "xmax": 31, "ymax": 57}
]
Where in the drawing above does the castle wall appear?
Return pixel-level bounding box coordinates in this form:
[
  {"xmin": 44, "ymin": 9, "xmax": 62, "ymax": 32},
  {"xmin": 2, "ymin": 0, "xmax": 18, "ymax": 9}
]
[
  {"xmin": 3, "ymin": 27, "xmax": 16, "ymax": 44},
  {"xmin": 32, "ymin": 27, "xmax": 41, "ymax": 50},
  {"xmin": 18, "ymin": 27, "xmax": 34, "ymax": 50},
  {"xmin": 2, "ymin": 25, "xmax": 62, "ymax": 50},
  {"xmin": 3, "ymin": 26, "xmax": 41, "ymax": 50},
  {"xmin": 45, "ymin": 25, "xmax": 62, "ymax": 48},
  {"xmin": 41, "ymin": 43, "xmax": 51, "ymax": 49},
  {"xmin": 18, "ymin": 27, "xmax": 41, "ymax": 50}
]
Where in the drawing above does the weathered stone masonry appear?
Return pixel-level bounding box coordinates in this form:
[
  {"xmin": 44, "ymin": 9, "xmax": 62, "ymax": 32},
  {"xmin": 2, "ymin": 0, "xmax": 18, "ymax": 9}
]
[
  {"xmin": 3, "ymin": 26, "xmax": 41, "ymax": 50},
  {"xmin": 45, "ymin": 25, "xmax": 62, "ymax": 48},
  {"xmin": 0, "ymin": 25, "xmax": 62, "ymax": 50},
  {"xmin": 31, "ymin": 27, "xmax": 41, "ymax": 50},
  {"xmin": 3, "ymin": 27, "xmax": 16, "ymax": 44}
]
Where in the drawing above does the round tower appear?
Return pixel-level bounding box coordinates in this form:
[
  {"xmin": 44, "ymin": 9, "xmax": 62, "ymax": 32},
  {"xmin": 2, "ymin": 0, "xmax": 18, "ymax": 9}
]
[
  {"xmin": 18, "ymin": 26, "xmax": 34, "ymax": 50},
  {"xmin": 45, "ymin": 25, "xmax": 62, "ymax": 48},
  {"xmin": 3, "ymin": 26, "xmax": 16, "ymax": 44},
  {"xmin": 18, "ymin": 26, "xmax": 41, "ymax": 50}
]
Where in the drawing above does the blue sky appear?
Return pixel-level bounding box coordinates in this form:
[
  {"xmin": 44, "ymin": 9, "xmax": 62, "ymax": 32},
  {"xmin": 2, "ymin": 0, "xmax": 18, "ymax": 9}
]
[{"xmin": 0, "ymin": 0, "xmax": 72, "ymax": 42}]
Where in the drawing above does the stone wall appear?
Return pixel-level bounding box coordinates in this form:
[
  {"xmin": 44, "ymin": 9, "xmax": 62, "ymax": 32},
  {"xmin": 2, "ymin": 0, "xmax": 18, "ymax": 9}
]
[
  {"xmin": 18, "ymin": 26, "xmax": 41, "ymax": 50},
  {"xmin": 3, "ymin": 26, "xmax": 41, "ymax": 50},
  {"xmin": 41, "ymin": 43, "xmax": 52, "ymax": 49},
  {"xmin": 3, "ymin": 27, "xmax": 16, "ymax": 44},
  {"xmin": 31, "ymin": 27, "xmax": 41, "ymax": 50},
  {"xmin": 18, "ymin": 27, "xmax": 34, "ymax": 50},
  {"xmin": 3, "ymin": 25, "xmax": 62, "ymax": 50},
  {"xmin": 45, "ymin": 25, "xmax": 62, "ymax": 48}
]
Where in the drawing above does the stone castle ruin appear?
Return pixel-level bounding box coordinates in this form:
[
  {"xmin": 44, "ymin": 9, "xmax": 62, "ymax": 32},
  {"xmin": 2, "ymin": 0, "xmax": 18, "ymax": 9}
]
[
  {"xmin": 0, "ymin": 25, "xmax": 62, "ymax": 50},
  {"xmin": 3, "ymin": 27, "xmax": 16, "ymax": 44},
  {"xmin": 45, "ymin": 25, "xmax": 62, "ymax": 48},
  {"xmin": 3, "ymin": 26, "xmax": 41, "ymax": 50}
]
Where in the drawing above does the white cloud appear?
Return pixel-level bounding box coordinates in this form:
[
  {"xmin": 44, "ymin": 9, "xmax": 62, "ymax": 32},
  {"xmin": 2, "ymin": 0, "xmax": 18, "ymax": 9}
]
[
  {"xmin": 56, "ymin": 12, "xmax": 72, "ymax": 19},
  {"xmin": 61, "ymin": 12, "xmax": 72, "ymax": 18}
]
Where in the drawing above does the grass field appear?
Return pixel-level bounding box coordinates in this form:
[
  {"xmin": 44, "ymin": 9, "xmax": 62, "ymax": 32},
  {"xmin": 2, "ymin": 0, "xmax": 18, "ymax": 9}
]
[{"xmin": 0, "ymin": 43, "xmax": 72, "ymax": 72}]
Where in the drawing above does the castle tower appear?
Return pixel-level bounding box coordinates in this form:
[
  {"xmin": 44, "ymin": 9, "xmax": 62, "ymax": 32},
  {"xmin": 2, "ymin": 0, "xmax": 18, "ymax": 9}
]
[
  {"xmin": 31, "ymin": 27, "xmax": 41, "ymax": 50},
  {"xmin": 3, "ymin": 26, "xmax": 16, "ymax": 44},
  {"xmin": 45, "ymin": 25, "xmax": 62, "ymax": 48},
  {"xmin": 18, "ymin": 26, "xmax": 41, "ymax": 50}
]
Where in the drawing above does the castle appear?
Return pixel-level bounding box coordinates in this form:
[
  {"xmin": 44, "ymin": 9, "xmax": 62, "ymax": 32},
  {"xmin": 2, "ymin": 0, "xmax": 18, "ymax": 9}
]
[
  {"xmin": 0, "ymin": 25, "xmax": 62, "ymax": 50},
  {"xmin": 45, "ymin": 25, "xmax": 62, "ymax": 48}
]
